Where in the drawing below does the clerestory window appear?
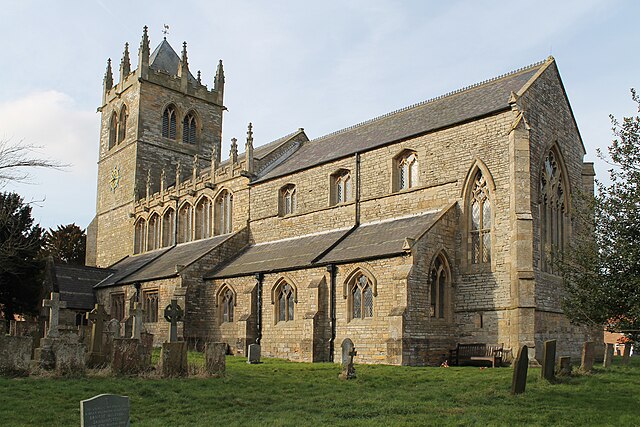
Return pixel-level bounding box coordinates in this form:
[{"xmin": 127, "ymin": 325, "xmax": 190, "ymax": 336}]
[
  {"xmin": 331, "ymin": 170, "xmax": 353, "ymax": 205},
  {"xmin": 394, "ymin": 150, "xmax": 419, "ymax": 191},
  {"xmin": 279, "ymin": 184, "xmax": 297, "ymax": 217}
]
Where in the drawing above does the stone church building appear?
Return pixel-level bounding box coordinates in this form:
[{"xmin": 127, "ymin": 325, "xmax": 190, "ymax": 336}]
[{"xmin": 86, "ymin": 27, "xmax": 600, "ymax": 365}]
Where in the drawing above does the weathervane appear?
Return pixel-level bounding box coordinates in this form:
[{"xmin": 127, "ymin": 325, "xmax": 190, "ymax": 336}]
[{"xmin": 162, "ymin": 24, "xmax": 170, "ymax": 37}]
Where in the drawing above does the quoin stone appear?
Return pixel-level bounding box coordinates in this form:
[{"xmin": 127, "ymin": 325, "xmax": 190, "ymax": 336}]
[{"xmin": 80, "ymin": 394, "xmax": 130, "ymax": 427}]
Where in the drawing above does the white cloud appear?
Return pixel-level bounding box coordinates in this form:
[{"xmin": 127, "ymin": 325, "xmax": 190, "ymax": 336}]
[{"xmin": 0, "ymin": 91, "xmax": 99, "ymax": 229}]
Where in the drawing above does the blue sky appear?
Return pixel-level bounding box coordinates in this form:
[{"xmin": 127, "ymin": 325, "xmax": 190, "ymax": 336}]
[{"xmin": 0, "ymin": 0, "xmax": 638, "ymax": 229}]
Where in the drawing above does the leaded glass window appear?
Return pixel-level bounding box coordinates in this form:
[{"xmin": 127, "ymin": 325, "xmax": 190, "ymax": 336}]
[
  {"xmin": 222, "ymin": 288, "xmax": 234, "ymax": 323},
  {"xmin": 111, "ymin": 293, "xmax": 125, "ymax": 321},
  {"xmin": 277, "ymin": 283, "xmax": 295, "ymax": 322},
  {"xmin": 470, "ymin": 171, "xmax": 491, "ymax": 264},
  {"xmin": 143, "ymin": 290, "xmax": 159, "ymax": 323},
  {"xmin": 540, "ymin": 149, "xmax": 568, "ymax": 273},
  {"xmin": 351, "ymin": 274, "xmax": 373, "ymax": 319},
  {"xmin": 430, "ymin": 255, "xmax": 448, "ymax": 319},
  {"xmin": 280, "ymin": 185, "xmax": 296, "ymax": 216},
  {"xmin": 333, "ymin": 171, "xmax": 353, "ymax": 205},
  {"xmin": 396, "ymin": 151, "xmax": 418, "ymax": 191}
]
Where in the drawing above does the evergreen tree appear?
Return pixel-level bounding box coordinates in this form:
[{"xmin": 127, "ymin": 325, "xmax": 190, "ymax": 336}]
[
  {"xmin": 0, "ymin": 192, "xmax": 45, "ymax": 332},
  {"xmin": 42, "ymin": 223, "xmax": 86, "ymax": 265},
  {"xmin": 562, "ymin": 90, "xmax": 640, "ymax": 343}
]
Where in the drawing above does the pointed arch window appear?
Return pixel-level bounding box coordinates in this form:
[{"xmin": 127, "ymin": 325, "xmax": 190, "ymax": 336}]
[
  {"xmin": 162, "ymin": 208, "xmax": 176, "ymax": 247},
  {"xmin": 274, "ymin": 281, "xmax": 295, "ymax": 323},
  {"xmin": 430, "ymin": 254, "xmax": 449, "ymax": 319},
  {"xmin": 195, "ymin": 197, "xmax": 213, "ymax": 240},
  {"xmin": 215, "ymin": 190, "xmax": 233, "ymax": 235},
  {"xmin": 147, "ymin": 213, "xmax": 161, "ymax": 251},
  {"xmin": 470, "ymin": 170, "xmax": 491, "ymax": 264},
  {"xmin": 279, "ymin": 184, "xmax": 297, "ymax": 216},
  {"xmin": 134, "ymin": 218, "xmax": 146, "ymax": 254},
  {"xmin": 118, "ymin": 105, "xmax": 128, "ymax": 143},
  {"xmin": 108, "ymin": 112, "xmax": 118, "ymax": 150},
  {"xmin": 350, "ymin": 274, "xmax": 374, "ymax": 319},
  {"xmin": 162, "ymin": 106, "xmax": 177, "ymax": 140},
  {"xmin": 177, "ymin": 203, "xmax": 193, "ymax": 243},
  {"xmin": 219, "ymin": 287, "xmax": 235, "ymax": 323},
  {"xmin": 183, "ymin": 112, "xmax": 197, "ymax": 144},
  {"xmin": 395, "ymin": 150, "xmax": 419, "ymax": 191},
  {"xmin": 540, "ymin": 149, "xmax": 569, "ymax": 273},
  {"xmin": 331, "ymin": 170, "xmax": 353, "ymax": 205}
]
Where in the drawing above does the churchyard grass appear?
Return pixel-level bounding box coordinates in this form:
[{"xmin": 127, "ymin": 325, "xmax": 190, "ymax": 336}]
[{"xmin": 1, "ymin": 355, "xmax": 638, "ymax": 426}]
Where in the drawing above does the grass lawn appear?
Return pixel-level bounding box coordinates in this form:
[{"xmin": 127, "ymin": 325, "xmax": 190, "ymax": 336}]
[{"xmin": 1, "ymin": 355, "xmax": 639, "ymax": 426}]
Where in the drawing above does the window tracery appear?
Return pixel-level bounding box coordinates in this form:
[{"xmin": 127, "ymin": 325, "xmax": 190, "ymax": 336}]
[
  {"xmin": 470, "ymin": 170, "xmax": 491, "ymax": 264},
  {"xmin": 215, "ymin": 190, "xmax": 233, "ymax": 235},
  {"xmin": 279, "ymin": 184, "xmax": 297, "ymax": 216},
  {"xmin": 540, "ymin": 149, "xmax": 569, "ymax": 273},
  {"xmin": 183, "ymin": 112, "xmax": 197, "ymax": 144},
  {"xmin": 162, "ymin": 106, "xmax": 177, "ymax": 140}
]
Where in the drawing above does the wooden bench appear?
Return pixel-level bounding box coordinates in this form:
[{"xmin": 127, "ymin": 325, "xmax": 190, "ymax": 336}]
[{"xmin": 449, "ymin": 343, "xmax": 503, "ymax": 367}]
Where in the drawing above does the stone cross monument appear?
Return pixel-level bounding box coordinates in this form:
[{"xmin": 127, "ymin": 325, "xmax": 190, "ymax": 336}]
[
  {"xmin": 131, "ymin": 302, "xmax": 144, "ymax": 340},
  {"xmin": 164, "ymin": 299, "xmax": 184, "ymax": 343},
  {"xmin": 42, "ymin": 292, "xmax": 66, "ymax": 338}
]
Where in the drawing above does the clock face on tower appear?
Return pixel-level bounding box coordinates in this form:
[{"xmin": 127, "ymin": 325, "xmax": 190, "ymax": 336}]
[{"xmin": 109, "ymin": 165, "xmax": 121, "ymax": 192}]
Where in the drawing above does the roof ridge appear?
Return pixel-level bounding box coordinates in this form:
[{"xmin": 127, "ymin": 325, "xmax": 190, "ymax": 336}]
[{"xmin": 312, "ymin": 58, "xmax": 547, "ymax": 143}]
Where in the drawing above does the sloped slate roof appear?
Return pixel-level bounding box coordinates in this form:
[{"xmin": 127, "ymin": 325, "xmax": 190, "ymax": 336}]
[
  {"xmin": 95, "ymin": 247, "xmax": 172, "ymax": 288},
  {"xmin": 122, "ymin": 234, "xmax": 232, "ymax": 284},
  {"xmin": 257, "ymin": 60, "xmax": 546, "ymax": 182},
  {"xmin": 53, "ymin": 264, "xmax": 112, "ymax": 310},
  {"xmin": 150, "ymin": 39, "xmax": 197, "ymax": 84},
  {"xmin": 318, "ymin": 210, "xmax": 443, "ymax": 264},
  {"xmin": 207, "ymin": 228, "xmax": 352, "ymax": 278}
]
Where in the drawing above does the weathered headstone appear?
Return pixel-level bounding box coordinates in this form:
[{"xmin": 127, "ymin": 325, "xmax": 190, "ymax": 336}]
[
  {"xmin": 205, "ymin": 342, "xmax": 226, "ymax": 376},
  {"xmin": 161, "ymin": 341, "xmax": 188, "ymax": 377},
  {"xmin": 111, "ymin": 338, "xmax": 145, "ymax": 375},
  {"xmin": 0, "ymin": 335, "xmax": 32, "ymax": 375},
  {"xmin": 557, "ymin": 356, "xmax": 572, "ymax": 376},
  {"xmin": 164, "ymin": 299, "xmax": 184, "ymax": 343},
  {"xmin": 87, "ymin": 304, "xmax": 109, "ymax": 367},
  {"xmin": 107, "ymin": 319, "xmax": 121, "ymax": 339},
  {"xmin": 541, "ymin": 340, "xmax": 556, "ymax": 381},
  {"xmin": 247, "ymin": 343, "xmax": 261, "ymax": 364},
  {"xmin": 80, "ymin": 394, "xmax": 129, "ymax": 427},
  {"xmin": 339, "ymin": 338, "xmax": 357, "ymax": 380},
  {"xmin": 140, "ymin": 332, "xmax": 154, "ymax": 367},
  {"xmin": 603, "ymin": 343, "xmax": 614, "ymax": 368},
  {"xmin": 621, "ymin": 343, "xmax": 632, "ymax": 365},
  {"xmin": 131, "ymin": 302, "xmax": 144, "ymax": 340},
  {"xmin": 511, "ymin": 345, "xmax": 528, "ymax": 395},
  {"xmin": 42, "ymin": 292, "xmax": 67, "ymax": 338},
  {"xmin": 580, "ymin": 341, "xmax": 595, "ymax": 372}
]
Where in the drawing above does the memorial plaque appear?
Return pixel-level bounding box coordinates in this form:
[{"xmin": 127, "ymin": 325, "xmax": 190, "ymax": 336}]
[{"xmin": 80, "ymin": 394, "xmax": 129, "ymax": 427}]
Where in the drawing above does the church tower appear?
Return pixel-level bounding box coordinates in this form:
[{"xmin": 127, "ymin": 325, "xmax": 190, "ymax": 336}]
[{"xmin": 87, "ymin": 27, "xmax": 225, "ymax": 267}]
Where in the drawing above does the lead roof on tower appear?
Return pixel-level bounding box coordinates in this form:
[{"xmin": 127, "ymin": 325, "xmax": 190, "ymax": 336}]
[{"xmin": 149, "ymin": 39, "xmax": 197, "ymax": 84}]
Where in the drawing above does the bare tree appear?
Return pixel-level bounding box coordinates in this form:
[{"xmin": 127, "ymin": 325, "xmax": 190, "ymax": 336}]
[{"xmin": 0, "ymin": 138, "xmax": 67, "ymax": 188}]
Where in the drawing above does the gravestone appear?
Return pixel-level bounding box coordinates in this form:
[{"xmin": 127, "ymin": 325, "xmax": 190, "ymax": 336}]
[
  {"xmin": 111, "ymin": 338, "xmax": 144, "ymax": 375},
  {"xmin": 161, "ymin": 341, "xmax": 188, "ymax": 377},
  {"xmin": 164, "ymin": 299, "xmax": 184, "ymax": 343},
  {"xmin": 557, "ymin": 356, "xmax": 572, "ymax": 376},
  {"xmin": 511, "ymin": 345, "xmax": 528, "ymax": 395},
  {"xmin": 247, "ymin": 343, "xmax": 261, "ymax": 364},
  {"xmin": 107, "ymin": 319, "xmax": 121, "ymax": 339},
  {"xmin": 541, "ymin": 340, "xmax": 556, "ymax": 381},
  {"xmin": 580, "ymin": 341, "xmax": 595, "ymax": 372},
  {"xmin": 80, "ymin": 394, "xmax": 129, "ymax": 427},
  {"xmin": 42, "ymin": 292, "xmax": 66, "ymax": 338},
  {"xmin": 87, "ymin": 304, "xmax": 109, "ymax": 367},
  {"xmin": 622, "ymin": 343, "xmax": 631, "ymax": 365},
  {"xmin": 603, "ymin": 343, "xmax": 614, "ymax": 368},
  {"xmin": 205, "ymin": 342, "xmax": 226, "ymax": 376},
  {"xmin": 140, "ymin": 332, "xmax": 154, "ymax": 367},
  {"xmin": 338, "ymin": 338, "xmax": 356, "ymax": 380},
  {"xmin": 0, "ymin": 335, "xmax": 32, "ymax": 375},
  {"xmin": 131, "ymin": 302, "xmax": 144, "ymax": 340}
]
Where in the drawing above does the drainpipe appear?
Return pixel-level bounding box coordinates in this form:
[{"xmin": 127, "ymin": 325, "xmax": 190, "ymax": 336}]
[
  {"xmin": 255, "ymin": 272, "xmax": 263, "ymax": 345},
  {"xmin": 327, "ymin": 264, "xmax": 336, "ymax": 362},
  {"xmin": 355, "ymin": 152, "xmax": 361, "ymax": 226}
]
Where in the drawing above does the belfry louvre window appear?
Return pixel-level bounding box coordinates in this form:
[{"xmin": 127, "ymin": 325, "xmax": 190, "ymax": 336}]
[
  {"xmin": 183, "ymin": 113, "xmax": 197, "ymax": 144},
  {"xmin": 470, "ymin": 171, "xmax": 491, "ymax": 264},
  {"xmin": 162, "ymin": 106, "xmax": 177, "ymax": 140},
  {"xmin": 108, "ymin": 113, "xmax": 118, "ymax": 150},
  {"xmin": 143, "ymin": 290, "xmax": 159, "ymax": 323},
  {"xmin": 276, "ymin": 283, "xmax": 295, "ymax": 322},
  {"xmin": 279, "ymin": 184, "xmax": 297, "ymax": 216},
  {"xmin": 111, "ymin": 293, "xmax": 125, "ymax": 321},
  {"xmin": 540, "ymin": 149, "xmax": 569, "ymax": 273},
  {"xmin": 351, "ymin": 275, "xmax": 373, "ymax": 319},
  {"xmin": 118, "ymin": 105, "xmax": 128, "ymax": 143},
  {"xmin": 430, "ymin": 255, "xmax": 448, "ymax": 319},
  {"xmin": 395, "ymin": 150, "xmax": 419, "ymax": 191}
]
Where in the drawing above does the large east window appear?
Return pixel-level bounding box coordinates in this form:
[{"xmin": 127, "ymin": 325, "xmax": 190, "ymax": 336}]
[{"xmin": 540, "ymin": 148, "xmax": 569, "ymax": 273}]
